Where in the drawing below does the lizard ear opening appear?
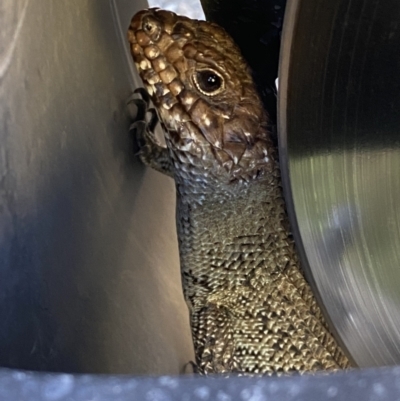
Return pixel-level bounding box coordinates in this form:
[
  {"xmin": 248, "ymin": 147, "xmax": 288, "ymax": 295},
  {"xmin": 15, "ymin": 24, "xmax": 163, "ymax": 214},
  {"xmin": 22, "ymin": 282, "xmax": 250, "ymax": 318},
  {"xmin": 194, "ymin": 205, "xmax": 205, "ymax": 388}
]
[{"xmin": 193, "ymin": 69, "xmax": 225, "ymax": 96}]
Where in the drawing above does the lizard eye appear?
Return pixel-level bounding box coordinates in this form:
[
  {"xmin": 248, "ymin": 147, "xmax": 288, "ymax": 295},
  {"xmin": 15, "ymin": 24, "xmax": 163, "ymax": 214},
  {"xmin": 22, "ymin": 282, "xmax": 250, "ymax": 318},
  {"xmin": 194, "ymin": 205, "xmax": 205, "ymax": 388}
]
[{"xmin": 193, "ymin": 69, "xmax": 225, "ymax": 96}]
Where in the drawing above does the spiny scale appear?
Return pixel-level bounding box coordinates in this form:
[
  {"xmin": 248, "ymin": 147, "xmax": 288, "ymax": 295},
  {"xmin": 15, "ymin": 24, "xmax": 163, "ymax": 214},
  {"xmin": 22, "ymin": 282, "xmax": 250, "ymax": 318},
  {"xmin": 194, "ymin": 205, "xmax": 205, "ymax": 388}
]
[{"xmin": 128, "ymin": 8, "xmax": 351, "ymax": 374}]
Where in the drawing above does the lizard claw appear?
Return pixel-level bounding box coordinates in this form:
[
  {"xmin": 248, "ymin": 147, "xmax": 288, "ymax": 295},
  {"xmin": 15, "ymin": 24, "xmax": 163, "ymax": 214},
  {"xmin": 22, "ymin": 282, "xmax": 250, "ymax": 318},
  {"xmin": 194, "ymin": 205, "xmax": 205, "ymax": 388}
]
[
  {"xmin": 130, "ymin": 119, "xmax": 159, "ymax": 156},
  {"xmin": 146, "ymin": 108, "xmax": 160, "ymax": 134},
  {"xmin": 127, "ymin": 98, "xmax": 147, "ymax": 122},
  {"xmin": 182, "ymin": 360, "xmax": 200, "ymax": 375},
  {"xmin": 133, "ymin": 87, "xmax": 151, "ymax": 106},
  {"xmin": 126, "ymin": 87, "xmax": 173, "ymax": 176}
]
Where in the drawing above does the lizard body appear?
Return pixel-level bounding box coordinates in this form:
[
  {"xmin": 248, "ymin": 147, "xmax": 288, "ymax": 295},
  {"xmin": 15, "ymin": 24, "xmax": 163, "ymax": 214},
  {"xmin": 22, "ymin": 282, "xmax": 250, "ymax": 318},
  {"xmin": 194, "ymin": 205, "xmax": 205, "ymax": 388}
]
[{"xmin": 127, "ymin": 8, "xmax": 350, "ymax": 374}]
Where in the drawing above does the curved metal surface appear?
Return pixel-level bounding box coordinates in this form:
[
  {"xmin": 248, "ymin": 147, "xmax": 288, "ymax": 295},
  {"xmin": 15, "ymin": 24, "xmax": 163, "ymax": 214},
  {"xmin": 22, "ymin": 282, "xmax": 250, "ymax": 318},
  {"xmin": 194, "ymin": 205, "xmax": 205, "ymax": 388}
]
[
  {"xmin": 0, "ymin": 0, "xmax": 194, "ymax": 374},
  {"xmin": 279, "ymin": 0, "xmax": 400, "ymax": 367}
]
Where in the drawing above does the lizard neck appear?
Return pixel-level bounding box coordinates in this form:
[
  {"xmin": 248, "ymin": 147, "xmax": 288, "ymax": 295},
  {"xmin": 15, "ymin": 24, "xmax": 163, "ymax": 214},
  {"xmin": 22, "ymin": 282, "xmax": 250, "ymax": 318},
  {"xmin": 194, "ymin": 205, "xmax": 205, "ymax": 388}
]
[
  {"xmin": 172, "ymin": 139, "xmax": 349, "ymax": 374},
  {"xmin": 175, "ymin": 169, "xmax": 291, "ymax": 306}
]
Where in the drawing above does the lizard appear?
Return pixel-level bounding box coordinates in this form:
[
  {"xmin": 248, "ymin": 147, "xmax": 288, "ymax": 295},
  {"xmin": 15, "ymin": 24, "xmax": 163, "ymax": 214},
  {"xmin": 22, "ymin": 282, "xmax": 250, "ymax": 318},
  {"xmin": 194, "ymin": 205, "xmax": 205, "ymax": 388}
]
[{"xmin": 127, "ymin": 8, "xmax": 351, "ymax": 375}]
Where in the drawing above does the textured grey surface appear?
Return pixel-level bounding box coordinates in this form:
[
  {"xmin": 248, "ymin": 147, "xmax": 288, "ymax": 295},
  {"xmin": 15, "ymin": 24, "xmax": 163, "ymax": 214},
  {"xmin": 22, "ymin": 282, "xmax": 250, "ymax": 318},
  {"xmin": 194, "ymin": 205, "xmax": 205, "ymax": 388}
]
[
  {"xmin": 0, "ymin": 0, "xmax": 194, "ymax": 374},
  {"xmin": 1, "ymin": 367, "xmax": 400, "ymax": 400}
]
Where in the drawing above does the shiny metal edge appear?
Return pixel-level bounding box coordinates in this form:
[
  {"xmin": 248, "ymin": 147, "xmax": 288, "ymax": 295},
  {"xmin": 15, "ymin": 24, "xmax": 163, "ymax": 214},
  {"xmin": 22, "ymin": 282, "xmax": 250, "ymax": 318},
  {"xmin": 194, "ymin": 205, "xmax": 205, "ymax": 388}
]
[
  {"xmin": 277, "ymin": 0, "xmax": 355, "ymax": 365},
  {"xmin": 278, "ymin": 0, "xmax": 400, "ymax": 368}
]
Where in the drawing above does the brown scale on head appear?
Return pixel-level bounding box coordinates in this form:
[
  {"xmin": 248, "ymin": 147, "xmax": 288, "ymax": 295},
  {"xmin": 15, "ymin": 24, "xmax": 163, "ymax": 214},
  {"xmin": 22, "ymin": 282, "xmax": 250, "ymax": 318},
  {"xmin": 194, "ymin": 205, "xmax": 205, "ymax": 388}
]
[{"xmin": 128, "ymin": 8, "xmax": 275, "ymax": 185}]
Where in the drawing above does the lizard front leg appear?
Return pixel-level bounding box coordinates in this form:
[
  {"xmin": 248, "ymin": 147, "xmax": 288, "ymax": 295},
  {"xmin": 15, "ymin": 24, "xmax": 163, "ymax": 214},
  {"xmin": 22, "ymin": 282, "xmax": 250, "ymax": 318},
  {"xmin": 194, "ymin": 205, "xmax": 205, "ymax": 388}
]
[{"xmin": 128, "ymin": 89, "xmax": 174, "ymax": 177}]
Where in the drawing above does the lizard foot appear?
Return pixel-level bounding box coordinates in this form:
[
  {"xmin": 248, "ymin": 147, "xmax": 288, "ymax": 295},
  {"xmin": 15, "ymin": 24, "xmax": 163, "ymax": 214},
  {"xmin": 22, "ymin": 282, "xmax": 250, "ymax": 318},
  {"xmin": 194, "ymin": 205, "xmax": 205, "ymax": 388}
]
[
  {"xmin": 127, "ymin": 88, "xmax": 173, "ymax": 177},
  {"xmin": 182, "ymin": 360, "xmax": 200, "ymax": 375}
]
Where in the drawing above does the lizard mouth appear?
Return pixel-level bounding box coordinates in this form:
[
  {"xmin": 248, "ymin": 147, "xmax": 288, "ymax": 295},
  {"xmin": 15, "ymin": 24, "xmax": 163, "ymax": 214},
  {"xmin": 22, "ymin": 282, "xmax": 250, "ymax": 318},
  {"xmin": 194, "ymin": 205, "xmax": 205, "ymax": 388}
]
[{"xmin": 128, "ymin": 8, "xmax": 273, "ymax": 182}]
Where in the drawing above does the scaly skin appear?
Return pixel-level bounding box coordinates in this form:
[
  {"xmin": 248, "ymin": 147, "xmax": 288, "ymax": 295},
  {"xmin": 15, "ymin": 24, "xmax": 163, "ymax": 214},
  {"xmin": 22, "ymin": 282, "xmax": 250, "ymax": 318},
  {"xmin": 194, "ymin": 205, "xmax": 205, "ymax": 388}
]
[{"xmin": 128, "ymin": 8, "xmax": 351, "ymax": 375}]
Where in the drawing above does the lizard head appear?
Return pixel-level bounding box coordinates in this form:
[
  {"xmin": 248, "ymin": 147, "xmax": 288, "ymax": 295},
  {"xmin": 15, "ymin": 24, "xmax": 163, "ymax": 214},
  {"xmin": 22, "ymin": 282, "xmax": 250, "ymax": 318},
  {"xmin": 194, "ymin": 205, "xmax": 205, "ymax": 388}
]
[{"xmin": 128, "ymin": 8, "xmax": 275, "ymax": 187}]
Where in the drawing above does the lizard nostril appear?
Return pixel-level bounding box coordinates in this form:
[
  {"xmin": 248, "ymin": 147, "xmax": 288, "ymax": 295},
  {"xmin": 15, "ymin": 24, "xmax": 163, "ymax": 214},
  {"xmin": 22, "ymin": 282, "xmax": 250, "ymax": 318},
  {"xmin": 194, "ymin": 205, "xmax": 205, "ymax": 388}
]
[
  {"xmin": 143, "ymin": 21, "xmax": 154, "ymax": 33},
  {"xmin": 142, "ymin": 16, "xmax": 161, "ymax": 41}
]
